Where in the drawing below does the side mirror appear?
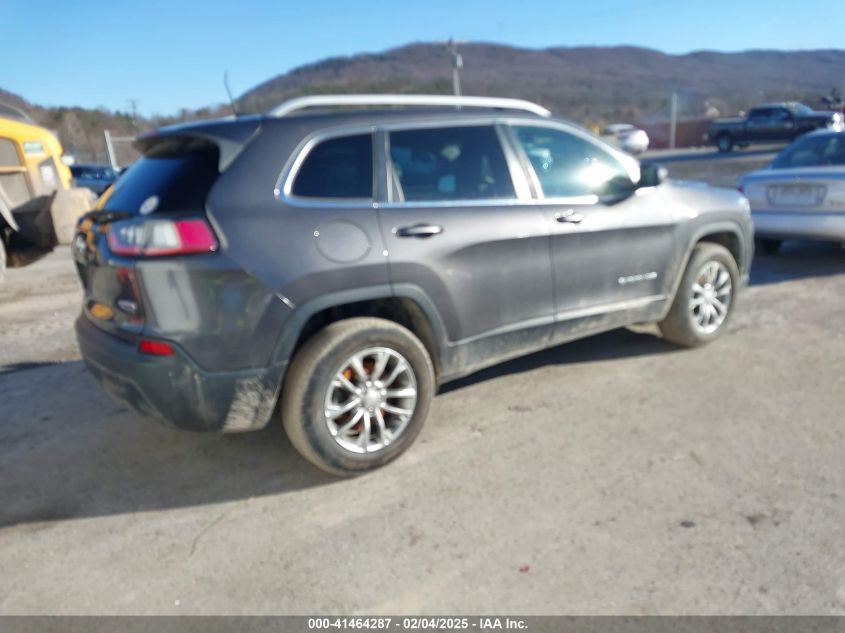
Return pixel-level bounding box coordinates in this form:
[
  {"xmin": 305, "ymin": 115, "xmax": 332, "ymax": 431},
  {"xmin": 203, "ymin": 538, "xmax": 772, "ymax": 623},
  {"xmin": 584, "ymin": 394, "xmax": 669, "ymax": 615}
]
[
  {"xmin": 598, "ymin": 174, "xmax": 639, "ymax": 204},
  {"xmin": 639, "ymin": 163, "xmax": 667, "ymax": 188}
]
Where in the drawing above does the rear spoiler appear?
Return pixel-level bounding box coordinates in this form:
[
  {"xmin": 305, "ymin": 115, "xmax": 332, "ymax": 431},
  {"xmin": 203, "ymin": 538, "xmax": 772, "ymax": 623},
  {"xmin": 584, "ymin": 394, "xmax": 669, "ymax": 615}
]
[{"xmin": 135, "ymin": 115, "xmax": 262, "ymax": 171}]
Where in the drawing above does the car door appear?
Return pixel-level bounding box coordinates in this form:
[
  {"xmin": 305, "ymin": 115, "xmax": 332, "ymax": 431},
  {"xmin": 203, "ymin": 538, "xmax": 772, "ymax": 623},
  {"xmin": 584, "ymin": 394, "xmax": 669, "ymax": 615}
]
[
  {"xmin": 769, "ymin": 107, "xmax": 797, "ymax": 141},
  {"xmin": 377, "ymin": 123, "xmax": 555, "ymax": 375},
  {"xmin": 747, "ymin": 107, "xmax": 796, "ymax": 142},
  {"xmin": 507, "ymin": 123, "xmax": 677, "ymax": 342}
]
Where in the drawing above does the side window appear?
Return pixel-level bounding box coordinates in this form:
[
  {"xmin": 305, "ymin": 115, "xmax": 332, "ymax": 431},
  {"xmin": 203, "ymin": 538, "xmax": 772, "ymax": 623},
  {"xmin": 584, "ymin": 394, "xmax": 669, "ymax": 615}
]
[
  {"xmin": 748, "ymin": 108, "xmax": 771, "ymax": 122},
  {"xmin": 513, "ymin": 125, "xmax": 632, "ymax": 198},
  {"xmin": 388, "ymin": 126, "xmax": 515, "ymax": 202},
  {"xmin": 772, "ymin": 108, "xmax": 791, "ymax": 122},
  {"xmin": 291, "ymin": 133, "xmax": 373, "ymax": 199}
]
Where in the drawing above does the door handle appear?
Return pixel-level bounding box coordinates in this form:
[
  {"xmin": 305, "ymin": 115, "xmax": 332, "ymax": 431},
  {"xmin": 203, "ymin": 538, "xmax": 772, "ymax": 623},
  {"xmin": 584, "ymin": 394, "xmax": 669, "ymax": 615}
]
[
  {"xmin": 395, "ymin": 223, "xmax": 444, "ymax": 238},
  {"xmin": 555, "ymin": 209, "xmax": 584, "ymax": 224}
]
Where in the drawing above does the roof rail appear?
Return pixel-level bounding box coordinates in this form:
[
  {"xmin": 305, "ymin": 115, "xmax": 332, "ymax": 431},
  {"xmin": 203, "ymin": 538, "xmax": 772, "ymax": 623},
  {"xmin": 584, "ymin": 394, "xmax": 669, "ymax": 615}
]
[{"xmin": 267, "ymin": 94, "xmax": 552, "ymax": 118}]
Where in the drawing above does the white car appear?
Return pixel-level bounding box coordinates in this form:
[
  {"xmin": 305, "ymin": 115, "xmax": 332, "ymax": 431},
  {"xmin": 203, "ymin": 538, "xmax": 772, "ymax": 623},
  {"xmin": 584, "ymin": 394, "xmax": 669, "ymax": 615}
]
[
  {"xmin": 738, "ymin": 129, "xmax": 845, "ymax": 254},
  {"xmin": 601, "ymin": 123, "xmax": 650, "ymax": 155}
]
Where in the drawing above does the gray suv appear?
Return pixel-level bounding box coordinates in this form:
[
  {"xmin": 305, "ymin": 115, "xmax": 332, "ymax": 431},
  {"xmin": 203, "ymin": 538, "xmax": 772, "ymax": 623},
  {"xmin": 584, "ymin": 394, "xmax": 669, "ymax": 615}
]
[{"xmin": 73, "ymin": 95, "xmax": 753, "ymax": 476}]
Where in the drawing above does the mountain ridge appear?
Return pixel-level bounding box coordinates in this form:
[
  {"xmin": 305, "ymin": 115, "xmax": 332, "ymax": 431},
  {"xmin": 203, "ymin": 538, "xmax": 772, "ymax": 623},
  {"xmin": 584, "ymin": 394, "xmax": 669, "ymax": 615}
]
[{"xmin": 4, "ymin": 43, "xmax": 844, "ymax": 159}]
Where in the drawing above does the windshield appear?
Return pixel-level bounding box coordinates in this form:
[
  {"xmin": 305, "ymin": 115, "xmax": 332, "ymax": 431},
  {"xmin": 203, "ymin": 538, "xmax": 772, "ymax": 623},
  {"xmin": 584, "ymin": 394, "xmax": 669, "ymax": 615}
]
[{"xmin": 771, "ymin": 133, "xmax": 845, "ymax": 168}]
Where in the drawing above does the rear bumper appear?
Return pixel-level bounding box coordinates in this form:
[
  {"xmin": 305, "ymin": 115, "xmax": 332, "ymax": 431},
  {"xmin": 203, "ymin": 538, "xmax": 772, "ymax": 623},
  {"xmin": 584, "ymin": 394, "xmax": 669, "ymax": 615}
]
[
  {"xmin": 752, "ymin": 210, "xmax": 845, "ymax": 242},
  {"xmin": 75, "ymin": 315, "xmax": 286, "ymax": 432}
]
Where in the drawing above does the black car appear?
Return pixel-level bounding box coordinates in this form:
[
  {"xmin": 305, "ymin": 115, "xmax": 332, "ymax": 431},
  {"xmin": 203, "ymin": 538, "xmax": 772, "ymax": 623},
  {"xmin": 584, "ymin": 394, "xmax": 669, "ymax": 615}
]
[
  {"xmin": 70, "ymin": 163, "xmax": 118, "ymax": 196},
  {"xmin": 708, "ymin": 102, "xmax": 843, "ymax": 152}
]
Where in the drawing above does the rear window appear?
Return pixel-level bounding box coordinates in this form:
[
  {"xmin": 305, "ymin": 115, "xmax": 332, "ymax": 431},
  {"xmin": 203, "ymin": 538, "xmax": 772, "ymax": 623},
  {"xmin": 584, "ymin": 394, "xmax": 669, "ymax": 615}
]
[
  {"xmin": 291, "ymin": 134, "xmax": 373, "ymax": 199},
  {"xmin": 772, "ymin": 134, "xmax": 845, "ymax": 168},
  {"xmin": 101, "ymin": 137, "xmax": 219, "ymax": 215}
]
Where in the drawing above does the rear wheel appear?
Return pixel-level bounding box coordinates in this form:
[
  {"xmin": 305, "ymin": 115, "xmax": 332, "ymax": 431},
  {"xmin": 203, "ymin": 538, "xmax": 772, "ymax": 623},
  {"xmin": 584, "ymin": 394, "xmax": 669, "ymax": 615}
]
[
  {"xmin": 281, "ymin": 317, "xmax": 435, "ymax": 477},
  {"xmin": 756, "ymin": 238, "xmax": 783, "ymax": 255},
  {"xmin": 716, "ymin": 133, "xmax": 734, "ymax": 153},
  {"xmin": 659, "ymin": 243, "xmax": 739, "ymax": 348}
]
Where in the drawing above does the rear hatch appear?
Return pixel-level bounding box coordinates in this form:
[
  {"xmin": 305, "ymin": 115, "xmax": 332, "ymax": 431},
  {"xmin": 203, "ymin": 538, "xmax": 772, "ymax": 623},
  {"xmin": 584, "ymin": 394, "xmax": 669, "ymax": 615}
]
[{"xmin": 73, "ymin": 118, "xmax": 260, "ymax": 341}]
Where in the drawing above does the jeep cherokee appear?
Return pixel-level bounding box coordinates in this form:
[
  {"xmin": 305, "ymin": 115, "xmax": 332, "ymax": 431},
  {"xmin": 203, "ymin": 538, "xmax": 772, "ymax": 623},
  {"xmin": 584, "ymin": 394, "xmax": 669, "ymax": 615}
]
[{"xmin": 73, "ymin": 94, "xmax": 753, "ymax": 476}]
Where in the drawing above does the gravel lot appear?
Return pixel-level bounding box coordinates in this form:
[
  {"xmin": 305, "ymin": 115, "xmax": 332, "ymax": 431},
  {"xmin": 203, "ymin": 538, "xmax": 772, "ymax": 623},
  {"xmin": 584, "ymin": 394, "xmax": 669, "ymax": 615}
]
[{"xmin": 2, "ymin": 147, "xmax": 844, "ymax": 615}]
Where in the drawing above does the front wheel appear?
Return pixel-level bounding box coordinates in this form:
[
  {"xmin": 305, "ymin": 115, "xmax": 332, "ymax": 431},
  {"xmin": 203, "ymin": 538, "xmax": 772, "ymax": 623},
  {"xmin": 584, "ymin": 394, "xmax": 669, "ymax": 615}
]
[
  {"xmin": 281, "ymin": 317, "xmax": 435, "ymax": 477},
  {"xmin": 659, "ymin": 243, "xmax": 739, "ymax": 348}
]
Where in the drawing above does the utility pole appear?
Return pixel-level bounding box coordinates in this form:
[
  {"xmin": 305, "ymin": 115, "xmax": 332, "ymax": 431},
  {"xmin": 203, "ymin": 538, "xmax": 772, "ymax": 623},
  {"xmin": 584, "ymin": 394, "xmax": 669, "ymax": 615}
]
[
  {"xmin": 128, "ymin": 99, "xmax": 139, "ymax": 128},
  {"xmin": 447, "ymin": 39, "xmax": 463, "ymax": 97}
]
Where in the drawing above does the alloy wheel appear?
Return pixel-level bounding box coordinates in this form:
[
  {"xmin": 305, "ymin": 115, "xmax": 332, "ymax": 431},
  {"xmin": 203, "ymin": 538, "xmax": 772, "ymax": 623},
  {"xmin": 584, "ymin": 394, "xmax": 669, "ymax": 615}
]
[
  {"xmin": 690, "ymin": 260, "xmax": 732, "ymax": 334},
  {"xmin": 324, "ymin": 347, "xmax": 418, "ymax": 454}
]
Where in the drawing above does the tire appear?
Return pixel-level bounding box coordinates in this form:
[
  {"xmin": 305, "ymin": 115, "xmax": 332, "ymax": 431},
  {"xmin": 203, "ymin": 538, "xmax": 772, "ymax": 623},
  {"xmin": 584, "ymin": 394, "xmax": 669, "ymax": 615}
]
[
  {"xmin": 756, "ymin": 238, "xmax": 782, "ymax": 255},
  {"xmin": 281, "ymin": 317, "xmax": 436, "ymax": 477},
  {"xmin": 716, "ymin": 133, "xmax": 734, "ymax": 153},
  {"xmin": 659, "ymin": 243, "xmax": 740, "ymax": 348}
]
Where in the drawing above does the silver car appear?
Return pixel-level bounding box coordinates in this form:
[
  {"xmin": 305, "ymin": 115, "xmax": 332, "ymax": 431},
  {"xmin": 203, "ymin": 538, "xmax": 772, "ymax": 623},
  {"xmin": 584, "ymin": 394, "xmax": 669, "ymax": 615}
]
[
  {"xmin": 739, "ymin": 129, "xmax": 845, "ymax": 254},
  {"xmin": 600, "ymin": 123, "xmax": 650, "ymax": 154}
]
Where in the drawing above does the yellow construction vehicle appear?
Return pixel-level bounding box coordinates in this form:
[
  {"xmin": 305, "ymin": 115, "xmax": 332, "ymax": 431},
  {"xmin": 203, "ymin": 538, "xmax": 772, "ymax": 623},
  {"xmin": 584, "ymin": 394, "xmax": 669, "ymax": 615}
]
[{"xmin": 0, "ymin": 104, "xmax": 91, "ymax": 277}]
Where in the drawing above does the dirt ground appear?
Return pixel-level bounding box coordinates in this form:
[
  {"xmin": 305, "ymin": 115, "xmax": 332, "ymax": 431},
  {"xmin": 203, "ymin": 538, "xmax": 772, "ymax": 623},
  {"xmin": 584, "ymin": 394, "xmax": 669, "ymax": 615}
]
[{"xmin": 2, "ymin": 147, "xmax": 845, "ymax": 615}]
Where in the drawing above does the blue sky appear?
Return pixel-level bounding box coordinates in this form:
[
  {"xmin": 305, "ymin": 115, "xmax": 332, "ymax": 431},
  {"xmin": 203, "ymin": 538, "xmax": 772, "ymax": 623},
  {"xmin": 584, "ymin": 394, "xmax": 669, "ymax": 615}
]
[{"xmin": 3, "ymin": 0, "xmax": 841, "ymax": 116}]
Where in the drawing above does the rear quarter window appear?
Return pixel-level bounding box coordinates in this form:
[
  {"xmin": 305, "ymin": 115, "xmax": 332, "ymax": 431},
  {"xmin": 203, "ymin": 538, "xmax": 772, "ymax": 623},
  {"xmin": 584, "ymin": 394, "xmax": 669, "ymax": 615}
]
[{"xmin": 290, "ymin": 133, "xmax": 373, "ymax": 200}]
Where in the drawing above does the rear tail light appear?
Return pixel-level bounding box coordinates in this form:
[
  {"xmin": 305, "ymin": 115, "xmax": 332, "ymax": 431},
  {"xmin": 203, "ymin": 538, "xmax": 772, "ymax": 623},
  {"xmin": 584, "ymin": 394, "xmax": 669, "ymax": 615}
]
[
  {"xmin": 108, "ymin": 218, "xmax": 218, "ymax": 257},
  {"xmin": 138, "ymin": 339, "xmax": 175, "ymax": 356}
]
